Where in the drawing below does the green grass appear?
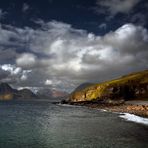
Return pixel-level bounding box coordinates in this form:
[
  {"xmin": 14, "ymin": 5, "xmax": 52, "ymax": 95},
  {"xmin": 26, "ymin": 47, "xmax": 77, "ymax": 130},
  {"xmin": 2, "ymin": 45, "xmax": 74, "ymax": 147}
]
[{"xmin": 71, "ymin": 70, "xmax": 148, "ymax": 101}]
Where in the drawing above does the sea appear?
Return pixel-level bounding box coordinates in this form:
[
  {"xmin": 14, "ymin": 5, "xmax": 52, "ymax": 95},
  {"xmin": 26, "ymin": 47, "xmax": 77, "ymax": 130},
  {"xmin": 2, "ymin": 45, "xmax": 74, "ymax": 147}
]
[{"xmin": 0, "ymin": 100, "xmax": 148, "ymax": 148}]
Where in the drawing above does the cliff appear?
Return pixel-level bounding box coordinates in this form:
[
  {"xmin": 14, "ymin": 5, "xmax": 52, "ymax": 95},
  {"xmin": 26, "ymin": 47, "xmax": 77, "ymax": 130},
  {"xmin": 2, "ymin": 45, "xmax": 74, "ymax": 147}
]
[{"xmin": 70, "ymin": 70, "xmax": 148, "ymax": 102}]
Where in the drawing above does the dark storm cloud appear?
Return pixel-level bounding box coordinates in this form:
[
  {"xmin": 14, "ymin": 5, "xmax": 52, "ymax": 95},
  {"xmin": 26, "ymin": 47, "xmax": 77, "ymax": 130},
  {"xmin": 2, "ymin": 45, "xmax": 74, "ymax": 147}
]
[
  {"xmin": 0, "ymin": 0, "xmax": 148, "ymax": 92},
  {"xmin": 95, "ymin": 0, "xmax": 148, "ymax": 29},
  {"xmin": 96, "ymin": 0, "xmax": 140, "ymax": 16},
  {"xmin": 0, "ymin": 20, "xmax": 148, "ymax": 91},
  {"xmin": 0, "ymin": 67, "xmax": 9, "ymax": 80},
  {"xmin": 0, "ymin": 9, "xmax": 6, "ymax": 20},
  {"xmin": 131, "ymin": 13, "xmax": 147, "ymax": 26}
]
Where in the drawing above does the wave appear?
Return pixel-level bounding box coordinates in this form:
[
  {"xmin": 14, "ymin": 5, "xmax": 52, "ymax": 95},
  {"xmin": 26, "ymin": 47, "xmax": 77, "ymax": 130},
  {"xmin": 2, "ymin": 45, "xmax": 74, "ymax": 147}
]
[
  {"xmin": 97, "ymin": 109, "xmax": 107, "ymax": 112},
  {"xmin": 57, "ymin": 103, "xmax": 82, "ymax": 108},
  {"xmin": 119, "ymin": 113, "xmax": 148, "ymax": 126}
]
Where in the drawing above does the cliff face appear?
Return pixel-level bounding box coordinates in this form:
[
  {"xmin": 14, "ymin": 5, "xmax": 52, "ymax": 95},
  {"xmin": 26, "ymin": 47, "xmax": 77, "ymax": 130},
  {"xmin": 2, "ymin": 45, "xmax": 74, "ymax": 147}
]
[{"xmin": 70, "ymin": 70, "xmax": 148, "ymax": 102}]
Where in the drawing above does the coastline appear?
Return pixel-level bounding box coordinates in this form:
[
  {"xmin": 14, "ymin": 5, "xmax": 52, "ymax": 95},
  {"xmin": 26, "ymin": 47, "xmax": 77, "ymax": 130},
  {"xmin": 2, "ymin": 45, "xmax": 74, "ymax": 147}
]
[{"xmin": 66, "ymin": 101, "xmax": 148, "ymax": 118}]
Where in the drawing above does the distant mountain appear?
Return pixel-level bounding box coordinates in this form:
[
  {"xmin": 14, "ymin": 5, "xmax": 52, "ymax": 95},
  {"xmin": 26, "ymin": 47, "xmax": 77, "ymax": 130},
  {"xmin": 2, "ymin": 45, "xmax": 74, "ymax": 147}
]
[
  {"xmin": 15, "ymin": 89, "xmax": 37, "ymax": 100},
  {"xmin": 0, "ymin": 83, "xmax": 69, "ymax": 101},
  {"xmin": 70, "ymin": 70, "xmax": 148, "ymax": 102},
  {"xmin": 0, "ymin": 83, "xmax": 37, "ymax": 101},
  {"xmin": 37, "ymin": 88, "xmax": 68, "ymax": 99},
  {"xmin": 0, "ymin": 83, "xmax": 16, "ymax": 93}
]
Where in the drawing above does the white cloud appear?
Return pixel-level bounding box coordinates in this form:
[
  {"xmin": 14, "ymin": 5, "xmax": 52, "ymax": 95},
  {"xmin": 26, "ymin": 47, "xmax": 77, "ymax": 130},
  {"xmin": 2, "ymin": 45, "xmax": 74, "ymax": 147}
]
[
  {"xmin": 0, "ymin": 64, "xmax": 32, "ymax": 85},
  {"xmin": 0, "ymin": 21, "xmax": 148, "ymax": 91},
  {"xmin": 45, "ymin": 79, "xmax": 53, "ymax": 85},
  {"xmin": 20, "ymin": 71, "xmax": 29, "ymax": 81},
  {"xmin": 20, "ymin": 74, "xmax": 27, "ymax": 81},
  {"xmin": 99, "ymin": 23, "xmax": 107, "ymax": 30},
  {"xmin": 16, "ymin": 53, "xmax": 37, "ymax": 69},
  {"xmin": 96, "ymin": 0, "xmax": 140, "ymax": 16},
  {"xmin": 1, "ymin": 64, "xmax": 22, "ymax": 75}
]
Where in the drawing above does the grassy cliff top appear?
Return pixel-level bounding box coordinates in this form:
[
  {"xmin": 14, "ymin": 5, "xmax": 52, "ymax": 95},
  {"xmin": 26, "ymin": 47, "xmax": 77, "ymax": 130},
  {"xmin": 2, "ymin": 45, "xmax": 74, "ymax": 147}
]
[
  {"xmin": 85, "ymin": 70, "xmax": 148, "ymax": 91},
  {"xmin": 70, "ymin": 70, "xmax": 148, "ymax": 102}
]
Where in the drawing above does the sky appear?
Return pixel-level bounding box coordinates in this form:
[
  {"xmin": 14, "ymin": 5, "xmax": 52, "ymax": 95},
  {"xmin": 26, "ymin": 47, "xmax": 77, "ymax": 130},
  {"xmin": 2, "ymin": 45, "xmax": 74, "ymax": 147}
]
[{"xmin": 0, "ymin": 0, "xmax": 148, "ymax": 92}]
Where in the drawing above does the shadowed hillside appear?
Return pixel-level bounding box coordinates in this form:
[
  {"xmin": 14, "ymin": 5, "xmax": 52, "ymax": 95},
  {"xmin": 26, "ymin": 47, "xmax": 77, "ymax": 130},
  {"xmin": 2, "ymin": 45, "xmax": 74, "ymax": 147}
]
[
  {"xmin": 0, "ymin": 83, "xmax": 37, "ymax": 101},
  {"xmin": 70, "ymin": 70, "xmax": 148, "ymax": 102}
]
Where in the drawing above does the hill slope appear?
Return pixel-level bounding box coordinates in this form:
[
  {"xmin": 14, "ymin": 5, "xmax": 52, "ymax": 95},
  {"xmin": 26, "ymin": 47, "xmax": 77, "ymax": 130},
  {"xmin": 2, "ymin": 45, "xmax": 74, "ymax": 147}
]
[
  {"xmin": 70, "ymin": 70, "xmax": 148, "ymax": 102},
  {"xmin": 73, "ymin": 83, "xmax": 94, "ymax": 92},
  {"xmin": 37, "ymin": 88, "xmax": 68, "ymax": 99},
  {"xmin": 0, "ymin": 83, "xmax": 37, "ymax": 101}
]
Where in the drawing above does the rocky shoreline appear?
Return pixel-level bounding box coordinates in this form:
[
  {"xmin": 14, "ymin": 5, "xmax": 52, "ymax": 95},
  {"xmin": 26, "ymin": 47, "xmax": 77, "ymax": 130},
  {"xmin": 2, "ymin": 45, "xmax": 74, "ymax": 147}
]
[{"xmin": 63, "ymin": 100, "xmax": 148, "ymax": 118}]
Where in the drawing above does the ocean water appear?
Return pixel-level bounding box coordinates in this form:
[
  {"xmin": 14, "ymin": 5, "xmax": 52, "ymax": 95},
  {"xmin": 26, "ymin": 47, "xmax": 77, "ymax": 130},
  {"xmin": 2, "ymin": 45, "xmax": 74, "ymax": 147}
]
[{"xmin": 0, "ymin": 100, "xmax": 148, "ymax": 148}]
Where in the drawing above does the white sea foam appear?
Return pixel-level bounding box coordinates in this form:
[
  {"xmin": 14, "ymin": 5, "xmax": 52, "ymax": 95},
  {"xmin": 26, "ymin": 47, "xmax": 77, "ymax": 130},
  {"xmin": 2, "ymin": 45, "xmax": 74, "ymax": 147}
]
[
  {"xmin": 119, "ymin": 113, "xmax": 148, "ymax": 125},
  {"xmin": 99, "ymin": 109, "xmax": 107, "ymax": 112},
  {"xmin": 57, "ymin": 103, "xmax": 82, "ymax": 108}
]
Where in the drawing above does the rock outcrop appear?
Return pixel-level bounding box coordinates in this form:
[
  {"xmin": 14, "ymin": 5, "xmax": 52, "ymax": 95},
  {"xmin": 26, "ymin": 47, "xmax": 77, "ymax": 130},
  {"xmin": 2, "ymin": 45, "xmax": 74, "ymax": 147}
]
[{"xmin": 70, "ymin": 70, "xmax": 148, "ymax": 103}]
